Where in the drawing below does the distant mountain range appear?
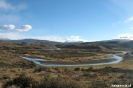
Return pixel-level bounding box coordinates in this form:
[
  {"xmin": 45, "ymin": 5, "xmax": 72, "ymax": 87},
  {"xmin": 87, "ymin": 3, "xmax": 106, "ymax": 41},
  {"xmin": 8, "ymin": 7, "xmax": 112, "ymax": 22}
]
[
  {"xmin": 0, "ymin": 38, "xmax": 85, "ymax": 44},
  {"xmin": 1, "ymin": 38, "xmax": 133, "ymax": 50},
  {"xmin": 100, "ymin": 39, "xmax": 131, "ymax": 42},
  {"xmin": 0, "ymin": 38, "xmax": 132, "ymax": 45},
  {"xmin": 2, "ymin": 39, "xmax": 60, "ymax": 44}
]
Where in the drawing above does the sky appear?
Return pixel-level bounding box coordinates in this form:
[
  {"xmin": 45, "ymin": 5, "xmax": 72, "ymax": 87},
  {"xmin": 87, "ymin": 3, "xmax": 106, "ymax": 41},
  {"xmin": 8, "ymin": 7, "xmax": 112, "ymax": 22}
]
[{"xmin": 0, "ymin": 0, "xmax": 133, "ymax": 42}]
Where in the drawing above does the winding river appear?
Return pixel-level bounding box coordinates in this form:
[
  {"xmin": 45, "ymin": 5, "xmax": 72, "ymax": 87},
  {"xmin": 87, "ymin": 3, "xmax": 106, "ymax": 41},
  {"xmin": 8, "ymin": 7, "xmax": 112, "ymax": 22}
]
[{"xmin": 20, "ymin": 54, "xmax": 123, "ymax": 66}]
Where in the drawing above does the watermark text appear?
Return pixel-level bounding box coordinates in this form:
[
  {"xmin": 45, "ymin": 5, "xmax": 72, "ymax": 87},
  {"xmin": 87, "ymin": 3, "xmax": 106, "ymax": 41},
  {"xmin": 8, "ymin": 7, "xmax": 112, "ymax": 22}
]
[{"xmin": 111, "ymin": 84, "xmax": 131, "ymax": 87}]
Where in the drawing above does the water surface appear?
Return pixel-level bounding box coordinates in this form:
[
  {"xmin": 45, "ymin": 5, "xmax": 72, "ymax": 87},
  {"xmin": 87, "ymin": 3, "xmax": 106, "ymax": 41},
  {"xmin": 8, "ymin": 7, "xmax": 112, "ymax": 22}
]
[{"xmin": 21, "ymin": 54, "xmax": 123, "ymax": 66}]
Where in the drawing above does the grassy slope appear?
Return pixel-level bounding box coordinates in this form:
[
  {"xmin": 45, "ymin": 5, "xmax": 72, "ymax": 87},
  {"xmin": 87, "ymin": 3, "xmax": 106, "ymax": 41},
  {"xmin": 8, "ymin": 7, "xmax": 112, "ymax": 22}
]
[{"xmin": 0, "ymin": 40, "xmax": 133, "ymax": 88}]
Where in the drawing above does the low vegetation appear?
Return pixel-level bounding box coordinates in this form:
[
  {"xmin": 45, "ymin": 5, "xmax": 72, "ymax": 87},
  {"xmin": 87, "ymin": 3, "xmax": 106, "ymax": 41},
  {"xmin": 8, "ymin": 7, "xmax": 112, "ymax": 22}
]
[
  {"xmin": 0, "ymin": 40, "xmax": 133, "ymax": 88},
  {"xmin": 2, "ymin": 65, "xmax": 133, "ymax": 88}
]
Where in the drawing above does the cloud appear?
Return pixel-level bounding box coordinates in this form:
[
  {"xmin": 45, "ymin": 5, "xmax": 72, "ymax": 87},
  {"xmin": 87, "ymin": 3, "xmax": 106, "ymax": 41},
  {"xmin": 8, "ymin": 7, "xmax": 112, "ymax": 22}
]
[
  {"xmin": 15, "ymin": 4, "xmax": 27, "ymax": 11},
  {"xmin": 117, "ymin": 33, "xmax": 133, "ymax": 40},
  {"xmin": 0, "ymin": 33, "xmax": 65, "ymax": 42},
  {"xmin": 0, "ymin": 0, "xmax": 27, "ymax": 11},
  {"xmin": 0, "ymin": 0, "xmax": 26, "ymax": 23},
  {"xmin": 0, "ymin": 32, "xmax": 87, "ymax": 42},
  {"xmin": 0, "ymin": 32, "xmax": 26, "ymax": 40},
  {"xmin": 33, "ymin": 36, "xmax": 65, "ymax": 42},
  {"xmin": 0, "ymin": 24, "xmax": 32, "ymax": 32},
  {"xmin": 0, "ymin": 0, "xmax": 13, "ymax": 10},
  {"xmin": 17, "ymin": 25, "xmax": 32, "ymax": 32},
  {"xmin": 0, "ymin": 24, "xmax": 15, "ymax": 30},
  {"xmin": 0, "ymin": 14, "xmax": 21, "ymax": 22},
  {"xmin": 65, "ymin": 35, "xmax": 87, "ymax": 42},
  {"xmin": 111, "ymin": 0, "xmax": 133, "ymax": 16},
  {"xmin": 124, "ymin": 17, "xmax": 133, "ymax": 23}
]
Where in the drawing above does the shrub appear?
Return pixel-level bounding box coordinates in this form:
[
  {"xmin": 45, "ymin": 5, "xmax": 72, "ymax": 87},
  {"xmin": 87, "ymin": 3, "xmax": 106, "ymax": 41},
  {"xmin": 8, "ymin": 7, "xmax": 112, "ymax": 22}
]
[
  {"xmin": 38, "ymin": 76, "xmax": 81, "ymax": 88},
  {"xmin": 86, "ymin": 66, "xmax": 93, "ymax": 71},
  {"xmin": 34, "ymin": 66, "xmax": 47, "ymax": 72},
  {"xmin": 90, "ymin": 80, "xmax": 108, "ymax": 88},
  {"xmin": 3, "ymin": 75, "xmax": 37, "ymax": 88},
  {"xmin": 3, "ymin": 74, "xmax": 81, "ymax": 88},
  {"xmin": 74, "ymin": 67, "xmax": 80, "ymax": 71},
  {"xmin": 2, "ymin": 75, "xmax": 10, "ymax": 80},
  {"xmin": 81, "ymin": 68, "xmax": 85, "ymax": 71}
]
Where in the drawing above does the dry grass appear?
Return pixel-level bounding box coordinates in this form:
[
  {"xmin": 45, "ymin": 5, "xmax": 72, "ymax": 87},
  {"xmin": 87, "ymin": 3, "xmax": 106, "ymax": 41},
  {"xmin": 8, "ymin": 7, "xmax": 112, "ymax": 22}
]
[
  {"xmin": 0, "ymin": 40, "xmax": 133, "ymax": 88},
  {"xmin": 0, "ymin": 60, "xmax": 133, "ymax": 88}
]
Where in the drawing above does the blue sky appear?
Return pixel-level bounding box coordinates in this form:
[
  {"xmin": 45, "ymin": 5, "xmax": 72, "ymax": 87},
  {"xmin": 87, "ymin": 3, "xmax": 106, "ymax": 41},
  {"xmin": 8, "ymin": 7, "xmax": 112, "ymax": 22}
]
[{"xmin": 0, "ymin": 0, "xmax": 133, "ymax": 42}]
